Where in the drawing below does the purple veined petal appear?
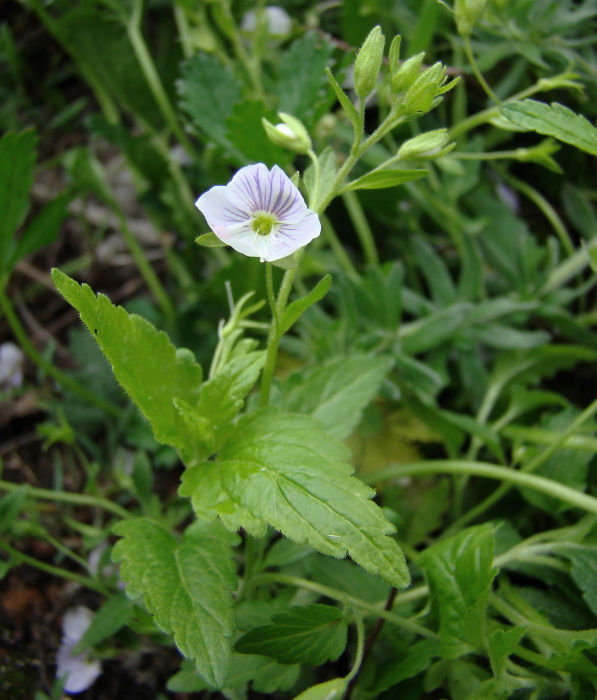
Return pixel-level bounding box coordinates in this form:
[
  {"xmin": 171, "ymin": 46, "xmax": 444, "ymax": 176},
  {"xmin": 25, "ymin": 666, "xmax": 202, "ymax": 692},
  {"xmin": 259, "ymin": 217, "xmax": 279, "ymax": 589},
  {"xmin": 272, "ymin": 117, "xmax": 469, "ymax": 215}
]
[
  {"xmin": 227, "ymin": 163, "xmax": 271, "ymax": 213},
  {"xmin": 267, "ymin": 165, "xmax": 309, "ymax": 224},
  {"xmin": 196, "ymin": 186, "xmax": 251, "ymax": 229},
  {"xmin": 276, "ymin": 210, "xmax": 321, "ymax": 249}
]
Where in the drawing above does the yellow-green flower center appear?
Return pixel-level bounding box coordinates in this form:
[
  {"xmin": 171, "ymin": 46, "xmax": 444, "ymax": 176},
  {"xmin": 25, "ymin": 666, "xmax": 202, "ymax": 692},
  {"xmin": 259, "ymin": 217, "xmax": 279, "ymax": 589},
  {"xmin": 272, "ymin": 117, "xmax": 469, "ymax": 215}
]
[{"xmin": 251, "ymin": 212, "xmax": 277, "ymax": 236}]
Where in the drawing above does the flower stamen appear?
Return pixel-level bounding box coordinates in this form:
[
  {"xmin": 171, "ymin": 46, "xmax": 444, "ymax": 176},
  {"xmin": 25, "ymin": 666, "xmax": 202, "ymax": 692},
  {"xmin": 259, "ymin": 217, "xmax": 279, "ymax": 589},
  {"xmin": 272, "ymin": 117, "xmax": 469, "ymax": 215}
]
[{"xmin": 251, "ymin": 212, "xmax": 278, "ymax": 236}]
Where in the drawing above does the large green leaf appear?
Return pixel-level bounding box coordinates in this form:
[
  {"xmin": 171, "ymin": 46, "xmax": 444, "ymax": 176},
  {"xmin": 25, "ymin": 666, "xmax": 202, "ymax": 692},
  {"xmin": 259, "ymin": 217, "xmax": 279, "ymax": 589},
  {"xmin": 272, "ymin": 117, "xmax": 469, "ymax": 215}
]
[
  {"xmin": 235, "ymin": 604, "xmax": 347, "ymax": 666},
  {"xmin": 112, "ymin": 518, "xmax": 240, "ymax": 687},
  {"xmin": 180, "ymin": 408, "xmax": 409, "ymax": 588},
  {"xmin": 178, "ymin": 52, "xmax": 242, "ymax": 154},
  {"xmin": 501, "ymin": 100, "xmax": 597, "ymax": 156},
  {"xmin": 0, "ymin": 129, "xmax": 37, "ymax": 274},
  {"xmin": 279, "ymin": 354, "xmax": 394, "ymax": 440},
  {"xmin": 52, "ymin": 270, "xmax": 202, "ymax": 454},
  {"xmin": 565, "ymin": 547, "xmax": 597, "ymax": 616},
  {"xmin": 420, "ymin": 524, "xmax": 497, "ymax": 659},
  {"xmin": 226, "ymin": 100, "xmax": 288, "ymax": 167},
  {"xmin": 275, "ymin": 33, "xmax": 335, "ymax": 128}
]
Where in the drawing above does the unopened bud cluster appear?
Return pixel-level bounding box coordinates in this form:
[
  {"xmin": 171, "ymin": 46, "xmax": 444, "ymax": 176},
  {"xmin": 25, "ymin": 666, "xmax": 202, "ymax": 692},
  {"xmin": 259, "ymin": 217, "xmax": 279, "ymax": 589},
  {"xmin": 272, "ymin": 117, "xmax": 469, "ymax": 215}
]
[
  {"xmin": 351, "ymin": 26, "xmax": 458, "ymax": 120},
  {"xmin": 262, "ymin": 112, "xmax": 312, "ymax": 154}
]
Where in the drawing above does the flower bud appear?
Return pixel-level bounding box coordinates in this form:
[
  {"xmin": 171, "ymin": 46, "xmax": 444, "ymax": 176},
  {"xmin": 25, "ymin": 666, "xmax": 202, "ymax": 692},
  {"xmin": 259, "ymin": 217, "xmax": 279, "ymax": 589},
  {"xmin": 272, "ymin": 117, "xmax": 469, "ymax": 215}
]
[
  {"xmin": 399, "ymin": 62, "xmax": 446, "ymax": 114},
  {"xmin": 397, "ymin": 129, "xmax": 454, "ymax": 160},
  {"xmin": 353, "ymin": 25, "xmax": 385, "ymax": 100},
  {"xmin": 455, "ymin": 0, "xmax": 487, "ymax": 37},
  {"xmin": 388, "ymin": 35, "xmax": 401, "ymax": 78},
  {"xmin": 391, "ymin": 52, "xmax": 425, "ymax": 95},
  {"xmin": 262, "ymin": 112, "xmax": 312, "ymax": 154}
]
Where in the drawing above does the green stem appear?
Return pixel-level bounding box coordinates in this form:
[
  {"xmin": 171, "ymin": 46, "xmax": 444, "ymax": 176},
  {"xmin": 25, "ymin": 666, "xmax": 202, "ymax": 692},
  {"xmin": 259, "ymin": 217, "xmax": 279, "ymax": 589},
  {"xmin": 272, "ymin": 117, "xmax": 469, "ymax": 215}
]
[
  {"xmin": 345, "ymin": 606, "xmax": 365, "ymax": 685},
  {"xmin": 321, "ymin": 214, "xmax": 360, "ymax": 280},
  {"xmin": 265, "ymin": 263, "xmax": 280, "ymax": 328},
  {"xmin": 362, "ymin": 460, "xmax": 597, "ymax": 515},
  {"xmin": 249, "ymin": 573, "xmax": 437, "ymax": 639},
  {"xmin": 307, "ymin": 149, "xmax": 321, "ymax": 210},
  {"xmin": 0, "ymin": 539, "xmax": 106, "ymax": 593},
  {"xmin": 453, "ymin": 394, "xmax": 597, "ymax": 532},
  {"xmin": 114, "ymin": 208, "xmax": 175, "ymax": 321},
  {"xmin": 0, "ymin": 287, "xmax": 121, "ymax": 418},
  {"xmin": 0, "ymin": 480, "xmax": 132, "ymax": 520},
  {"xmin": 498, "ymin": 170, "xmax": 574, "ymax": 256},
  {"xmin": 127, "ymin": 0, "xmax": 195, "ymax": 156},
  {"xmin": 342, "ymin": 191, "xmax": 379, "ymax": 266},
  {"xmin": 463, "ymin": 35, "xmax": 501, "ymax": 105}
]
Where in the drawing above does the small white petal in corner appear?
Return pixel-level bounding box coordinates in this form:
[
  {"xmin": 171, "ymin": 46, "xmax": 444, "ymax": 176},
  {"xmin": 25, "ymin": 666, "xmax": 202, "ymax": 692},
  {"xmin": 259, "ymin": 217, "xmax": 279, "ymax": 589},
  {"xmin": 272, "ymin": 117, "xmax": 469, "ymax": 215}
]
[
  {"xmin": 56, "ymin": 606, "xmax": 102, "ymax": 694},
  {"xmin": 196, "ymin": 163, "xmax": 321, "ymax": 262},
  {"xmin": 241, "ymin": 6, "xmax": 292, "ymax": 37},
  {"xmin": 0, "ymin": 342, "xmax": 24, "ymax": 389}
]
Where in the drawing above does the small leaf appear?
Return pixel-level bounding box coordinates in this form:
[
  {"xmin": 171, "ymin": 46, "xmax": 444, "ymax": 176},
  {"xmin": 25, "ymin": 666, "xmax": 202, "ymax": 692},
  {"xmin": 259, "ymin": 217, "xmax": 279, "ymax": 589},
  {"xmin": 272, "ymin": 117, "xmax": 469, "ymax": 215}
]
[
  {"xmin": 196, "ymin": 232, "xmax": 228, "ymax": 248},
  {"xmin": 280, "ymin": 274, "xmax": 331, "ymax": 334},
  {"xmin": 304, "ymin": 148, "xmax": 337, "ymax": 210},
  {"xmin": 293, "ymin": 678, "xmax": 348, "ymax": 700},
  {"xmin": 112, "ymin": 518, "xmax": 240, "ymax": 687},
  {"xmin": 501, "ymin": 100, "xmax": 597, "ymax": 157},
  {"xmin": 180, "ymin": 408, "xmax": 410, "ymax": 588},
  {"xmin": 326, "ymin": 67, "xmax": 360, "ymax": 137},
  {"xmin": 73, "ymin": 592, "xmax": 133, "ymax": 654},
  {"xmin": 235, "ymin": 604, "xmax": 347, "ymax": 666},
  {"xmin": 565, "ymin": 547, "xmax": 597, "ymax": 616},
  {"xmin": 488, "ymin": 626, "xmax": 526, "ymax": 677},
  {"xmin": 420, "ymin": 524, "xmax": 497, "ymax": 659},
  {"xmin": 226, "ymin": 101, "xmax": 288, "ymax": 168},
  {"xmin": 0, "ymin": 129, "xmax": 37, "ymax": 274},
  {"xmin": 373, "ymin": 639, "xmax": 439, "ymax": 693},
  {"xmin": 339, "ymin": 169, "xmax": 428, "ymax": 193}
]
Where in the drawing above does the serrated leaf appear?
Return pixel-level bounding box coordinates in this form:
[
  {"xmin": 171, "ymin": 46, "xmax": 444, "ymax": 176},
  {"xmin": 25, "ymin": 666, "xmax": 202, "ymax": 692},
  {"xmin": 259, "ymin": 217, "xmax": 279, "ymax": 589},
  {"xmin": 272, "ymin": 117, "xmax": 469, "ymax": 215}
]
[
  {"xmin": 235, "ymin": 604, "xmax": 346, "ymax": 666},
  {"xmin": 178, "ymin": 52, "xmax": 242, "ymax": 153},
  {"xmin": 339, "ymin": 169, "xmax": 428, "ymax": 193},
  {"xmin": 226, "ymin": 100, "xmax": 288, "ymax": 168},
  {"xmin": 196, "ymin": 232, "xmax": 228, "ymax": 248},
  {"xmin": 488, "ymin": 626, "xmax": 526, "ymax": 677},
  {"xmin": 276, "ymin": 33, "xmax": 335, "ymax": 128},
  {"xmin": 281, "ymin": 275, "xmax": 331, "ymax": 335},
  {"xmin": 501, "ymin": 100, "xmax": 597, "ymax": 156},
  {"xmin": 280, "ymin": 353, "xmax": 394, "ymax": 440},
  {"xmin": 51, "ymin": 270, "xmax": 203, "ymax": 458},
  {"xmin": 420, "ymin": 524, "xmax": 497, "ymax": 659},
  {"xmin": 112, "ymin": 518, "xmax": 240, "ymax": 687},
  {"xmin": 0, "ymin": 129, "xmax": 37, "ymax": 274},
  {"xmin": 180, "ymin": 408, "xmax": 409, "ymax": 588},
  {"xmin": 73, "ymin": 592, "xmax": 133, "ymax": 654}
]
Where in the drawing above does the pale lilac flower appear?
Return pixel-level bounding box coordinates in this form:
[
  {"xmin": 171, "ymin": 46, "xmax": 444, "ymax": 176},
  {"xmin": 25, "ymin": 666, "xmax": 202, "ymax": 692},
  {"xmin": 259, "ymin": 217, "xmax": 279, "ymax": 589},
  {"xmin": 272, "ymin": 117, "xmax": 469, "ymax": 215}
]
[
  {"xmin": 0, "ymin": 342, "xmax": 24, "ymax": 389},
  {"xmin": 196, "ymin": 163, "xmax": 321, "ymax": 262},
  {"xmin": 241, "ymin": 6, "xmax": 292, "ymax": 37},
  {"xmin": 56, "ymin": 606, "xmax": 102, "ymax": 694}
]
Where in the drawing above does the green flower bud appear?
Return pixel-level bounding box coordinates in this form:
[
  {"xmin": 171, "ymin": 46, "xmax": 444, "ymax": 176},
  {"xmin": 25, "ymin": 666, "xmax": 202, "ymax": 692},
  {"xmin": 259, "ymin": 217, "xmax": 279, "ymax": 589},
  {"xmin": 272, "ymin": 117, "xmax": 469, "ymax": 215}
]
[
  {"xmin": 353, "ymin": 25, "xmax": 385, "ymax": 100},
  {"xmin": 398, "ymin": 129, "xmax": 455, "ymax": 160},
  {"xmin": 262, "ymin": 112, "xmax": 312, "ymax": 154},
  {"xmin": 455, "ymin": 0, "xmax": 487, "ymax": 36},
  {"xmin": 391, "ymin": 52, "xmax": 425, "ymax": 95},
  {"xmin": 401, "ymin": 62, "xmax": 446, "ymax": 114},
  {"xmin": 388, "ymin": 35, "xmax": 401, "ymax": 77}
]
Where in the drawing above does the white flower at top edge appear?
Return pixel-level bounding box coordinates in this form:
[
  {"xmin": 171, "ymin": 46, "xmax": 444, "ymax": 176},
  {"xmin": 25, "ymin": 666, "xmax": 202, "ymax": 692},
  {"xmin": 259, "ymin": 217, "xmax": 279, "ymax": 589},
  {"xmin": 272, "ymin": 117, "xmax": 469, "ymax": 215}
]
[
  {"xmin": 196, "ymin": 163, "xmax": 321, "ymax": 263},
  {"xmin": 241, "ymin": 6, "xmax": 292, "ymax": 37}
]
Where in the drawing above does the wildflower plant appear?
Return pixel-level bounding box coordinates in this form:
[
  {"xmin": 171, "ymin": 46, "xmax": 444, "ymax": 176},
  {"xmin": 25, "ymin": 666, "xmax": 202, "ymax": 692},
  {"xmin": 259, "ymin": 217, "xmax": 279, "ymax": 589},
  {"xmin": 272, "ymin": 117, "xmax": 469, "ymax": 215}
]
[{"xmin": 5, "ymin": 1, "xmax": 597, "ymax": 698}]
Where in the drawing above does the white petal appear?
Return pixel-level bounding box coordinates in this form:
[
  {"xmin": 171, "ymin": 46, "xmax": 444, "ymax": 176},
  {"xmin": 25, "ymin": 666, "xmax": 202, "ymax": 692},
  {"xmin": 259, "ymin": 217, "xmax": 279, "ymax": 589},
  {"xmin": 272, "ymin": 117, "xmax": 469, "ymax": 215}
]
[
  {"xmin": 227, "ymin": 163, "xmax": 272, "ymax": 214},
  {"xmin": 196, "ymin": 186, "xmax": 251, "ymax": 229},
  {"xmin": 62, "ymin": 606, "xmax": 94, "ymax": 642},
  {"xmin": 56, "ymin": 640, "xmax": 102, "ymax": 694},
  {"xmin": 275, "ymin": 210, "xmax": 321, "ymax": 250},
  {"xmin": 268, "ymin": 165, "xmax": 309, "ymax": 223},
  {"xmin": 265, "ymin": 7, "xmax": 292, "ymax": 36},
  {"xmin": 220, "ymin": 221, "xmax": 263, "ymax": 259}
]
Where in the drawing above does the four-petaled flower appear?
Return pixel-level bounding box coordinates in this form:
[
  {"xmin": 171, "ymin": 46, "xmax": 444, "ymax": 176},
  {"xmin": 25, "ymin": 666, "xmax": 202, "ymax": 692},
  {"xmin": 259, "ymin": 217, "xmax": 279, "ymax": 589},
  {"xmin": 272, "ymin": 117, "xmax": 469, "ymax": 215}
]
[{"xmin": 196, "ymin": 163, "xmax": 320, "ymax": 262}]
